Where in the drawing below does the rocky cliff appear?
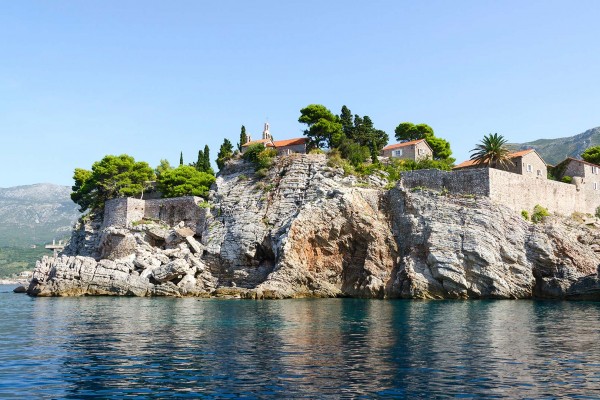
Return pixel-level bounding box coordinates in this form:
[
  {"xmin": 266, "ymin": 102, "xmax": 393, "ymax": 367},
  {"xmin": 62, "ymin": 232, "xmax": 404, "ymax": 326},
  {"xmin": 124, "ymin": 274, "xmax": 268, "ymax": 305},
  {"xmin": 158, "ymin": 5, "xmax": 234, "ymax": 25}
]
[{"xmin": 27, "ymin": 154, "xmax": 600, "ymax": 299}]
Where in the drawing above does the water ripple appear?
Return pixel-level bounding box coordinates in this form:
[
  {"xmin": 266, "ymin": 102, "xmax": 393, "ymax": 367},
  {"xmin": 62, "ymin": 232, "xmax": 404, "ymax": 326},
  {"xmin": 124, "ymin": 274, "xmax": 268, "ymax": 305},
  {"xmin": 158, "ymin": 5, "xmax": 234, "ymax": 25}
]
[{"xmin": 1, "ymin": 287, "xmax": 600, "ymax": 398}]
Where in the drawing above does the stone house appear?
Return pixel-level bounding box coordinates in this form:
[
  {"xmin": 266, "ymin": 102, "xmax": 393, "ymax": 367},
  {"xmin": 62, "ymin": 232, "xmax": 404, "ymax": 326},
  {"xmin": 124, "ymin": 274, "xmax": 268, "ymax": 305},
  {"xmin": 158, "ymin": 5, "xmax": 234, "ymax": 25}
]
[
  {"xmin": 241, "ymin": 122, "xmax": 308, "ymax": 155},
  {"xmin": 554, "ymin": 158, "xmax": 600, "ymax": 192},
  {"xmin": 380, "ymin": 139, "xmax": 433, "ymax": 161},
  {"xmin": 453, "ymin": 149, "xmax": 547, "ymax": 179}
]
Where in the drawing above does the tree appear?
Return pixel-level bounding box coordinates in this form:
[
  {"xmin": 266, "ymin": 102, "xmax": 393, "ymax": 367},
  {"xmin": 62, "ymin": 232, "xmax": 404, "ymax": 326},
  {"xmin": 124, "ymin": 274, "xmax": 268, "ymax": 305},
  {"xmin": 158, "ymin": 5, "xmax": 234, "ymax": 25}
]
[
  {"xmin": 157, "ymin": 165, "xmax": 215, "ymax": 198},
  {"xmin": 155, "ymin": 159, "xmax": 172, "ymax": 178},
  {"xmin": 340, "ymin": 105, "xmax": 354, "ymax": 139},
  {"xmin": 394, "ymin": 122, "xmax": 452, "ymax": 161},
  {"xmin": 70, "ymin": 154, "xmax": 155, "ymax": 213},
  {"xmin": 298, "ymin": 104, "xmax": 343, "ymax": 149},
  {"xmin": 179, "ymin": 152, "xmax": 184, "ymax": 166},
  {"xmin": 353, "ymin": 115, "xmax": 388, "ymax": 151},
  {"xmin": 469, "ymin": 133, "xmax": 511, "ymax": 168},
  {"xmin": 238, "ymin": 125, "xmax": 248, "ymax": 151},
  {"xmin": 581, "ymin": 146, "xmax": 600, "ymax": 165},
  {"xmin": 217, "ymin": 138, "xmax": 234, "ymax": 170},
  {"xmin": 201, "ymin": 145, "xmax": 214, "ymax": 175}
]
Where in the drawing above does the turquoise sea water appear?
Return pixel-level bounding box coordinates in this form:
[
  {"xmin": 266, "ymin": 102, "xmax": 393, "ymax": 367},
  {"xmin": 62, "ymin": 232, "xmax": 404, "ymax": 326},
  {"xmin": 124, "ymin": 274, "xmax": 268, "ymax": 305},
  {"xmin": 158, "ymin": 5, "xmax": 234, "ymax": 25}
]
[{"xmin": 1, "ymin": 285, "xmax": 600, "ymax": 399}]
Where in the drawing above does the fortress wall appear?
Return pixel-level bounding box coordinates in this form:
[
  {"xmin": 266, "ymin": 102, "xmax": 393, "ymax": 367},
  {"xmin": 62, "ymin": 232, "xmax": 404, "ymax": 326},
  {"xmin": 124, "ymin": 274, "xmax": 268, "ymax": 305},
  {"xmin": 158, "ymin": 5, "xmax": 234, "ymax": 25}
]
[
  {"xmin": 145, "ymin": 196, "xmax": 206, "ymax": 233},
  {"xmin": 103, "ymin": 198, "xmax": 146, "ymax": 228},
  {"xmin": 488, "ymin": 169, "xmax": 583, "ymax": 216},
  {"xmin": 400, "ymin": 168, "xmax": 491, "ymax": 196},
  {"xmin": 401, "ymin": 168, "xmax": 596, "ymax": 216}
]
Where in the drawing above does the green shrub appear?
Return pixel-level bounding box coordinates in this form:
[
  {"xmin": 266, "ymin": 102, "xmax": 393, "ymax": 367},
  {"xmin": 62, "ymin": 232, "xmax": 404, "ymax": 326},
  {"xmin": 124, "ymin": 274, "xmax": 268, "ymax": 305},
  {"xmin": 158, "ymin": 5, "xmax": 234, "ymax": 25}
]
[
  {"xmin": 531, "ymin": 205, "xmax": 550, "ymax": 223},
  {"xmin": 242, "ymin": 143, "xmax": 266, "ymax": 163},
  {"xmin": 198, "ymin": 201, "xmax": 211, "ymax": 209},
  {"xmin": 256, "ymin": 148, "xmax": 277, "ymax": 170},
  {"xmin": 561, "ymin": 176, "xmax": 573, "ymax": 183},
  {"xmin": 595, "ymin": 207, "xmax": 600, "ymax": 219},
  {"xmin": 309, "ymin": 148, "xmax": 325, "ymax": 155},
  {"xmin": 157, "ymin": 165, "xmax": 215, "ymax": 198},
  {"xmin": 521, "ymin": 210, "xmax": 529, "ymax": 220},
  {"xmin": 255, "ymin": 168, "xmax": 268, "ymax": 178}
]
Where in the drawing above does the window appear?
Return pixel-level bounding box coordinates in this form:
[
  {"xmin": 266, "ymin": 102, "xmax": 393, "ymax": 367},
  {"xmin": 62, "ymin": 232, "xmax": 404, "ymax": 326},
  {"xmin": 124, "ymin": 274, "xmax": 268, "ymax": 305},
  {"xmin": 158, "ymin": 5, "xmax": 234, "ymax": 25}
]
[
  {"xmin": 593, "ymin": 166, "xmax": 598, "ymax": 174},
  {"xmin": 418, "ymin": 148, "xmax": 424, "ymax": 155},
  {"xmin": 527, "ymin": 164, "xmax": 533, "ymax": 173},
  {"xmin": 537, "ymin": 170, "xmax": 542, "ymax": 176},
  {"xmin": 393, "ymin": 149, "xmax": 403, "ymax": 157},
  {"xmin": 594, "ymin": 182, "xmax": 598, "ymax": 191}
]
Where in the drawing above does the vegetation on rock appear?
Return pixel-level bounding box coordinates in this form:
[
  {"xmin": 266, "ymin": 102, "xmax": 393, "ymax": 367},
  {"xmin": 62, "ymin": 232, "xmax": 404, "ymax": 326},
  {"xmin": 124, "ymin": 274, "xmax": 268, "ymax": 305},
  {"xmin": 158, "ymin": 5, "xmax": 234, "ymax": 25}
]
[
  {"xmin": 581, "ymin": 146, "xmax": 600, "ymax": 165},
  {"xmin": 157, "ymin": 165, "xmax": 215, "ymax": 198},
  {"xmin": 217, "ymin": 138, "xmax": 235, "ymax": 170},
  {"xmin": 71, "ymin": 154, "xmax": 155, "ymax": 213}
]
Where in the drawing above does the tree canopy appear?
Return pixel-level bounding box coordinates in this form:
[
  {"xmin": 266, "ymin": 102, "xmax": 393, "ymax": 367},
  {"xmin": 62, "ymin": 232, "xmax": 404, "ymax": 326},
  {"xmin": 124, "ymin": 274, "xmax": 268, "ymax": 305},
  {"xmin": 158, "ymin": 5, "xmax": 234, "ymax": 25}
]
[
  {"xmin": 469, "ymin": 133, "xmax": 511, "ymax": 168},
  {"xmin": 217, "ymin": 138, "xmax": 234, "ymax": 170},
  {"xmin": 237, "ymin": 125, "xmax": 247, "ymax": 152},
  {"xmin": 298, "ymin": 104, "xmax": 343, "ymax": 149},
  {"xmin": 581, "ymin": 146, "xmax": 600, "ymax": 165},
  {"xmin": 157, "ymin": 165, "xmax": 215, "ymax": 198},
  {"xmin": 71, "ymin": 154, "xmax": 155, "ymax": 213},
  {"xmin": 394, "ymin": 122, "xmax": 453, "ymax": 162}
]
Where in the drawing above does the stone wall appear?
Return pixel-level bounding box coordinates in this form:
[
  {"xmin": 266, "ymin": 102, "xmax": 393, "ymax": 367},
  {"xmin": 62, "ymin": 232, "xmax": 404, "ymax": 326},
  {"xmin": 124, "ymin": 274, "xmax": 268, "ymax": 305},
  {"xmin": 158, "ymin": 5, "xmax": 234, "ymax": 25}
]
[
  {"xmin": 103, "ymin": 196, "xmax": 207, "ymax": 233},
  {"xmin": 103, "ymin": 198, "xmax": 145, "ymax": 228},
  {"xmin": 400, "ymin": 168, "xmax": 491, "ymax": 196},
  {"xmin": 401, "ymin": 168, "xmax": 600, "ymax": 215}
]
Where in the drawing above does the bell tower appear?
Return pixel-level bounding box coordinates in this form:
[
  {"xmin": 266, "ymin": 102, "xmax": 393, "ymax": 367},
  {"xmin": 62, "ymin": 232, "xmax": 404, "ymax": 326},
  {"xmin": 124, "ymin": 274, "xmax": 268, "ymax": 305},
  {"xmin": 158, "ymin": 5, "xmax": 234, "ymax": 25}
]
[{"xmin": 262, "ymin": 122, "xmax": 271, "ymax": 140}]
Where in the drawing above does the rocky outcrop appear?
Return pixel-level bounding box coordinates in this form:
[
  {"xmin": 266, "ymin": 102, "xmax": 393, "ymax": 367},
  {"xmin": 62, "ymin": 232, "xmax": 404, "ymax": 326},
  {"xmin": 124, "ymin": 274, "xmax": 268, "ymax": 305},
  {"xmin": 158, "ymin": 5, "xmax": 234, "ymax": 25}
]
[{"xmin": 27, "ymin": 154, "xmax": 600, "ymax": 299}]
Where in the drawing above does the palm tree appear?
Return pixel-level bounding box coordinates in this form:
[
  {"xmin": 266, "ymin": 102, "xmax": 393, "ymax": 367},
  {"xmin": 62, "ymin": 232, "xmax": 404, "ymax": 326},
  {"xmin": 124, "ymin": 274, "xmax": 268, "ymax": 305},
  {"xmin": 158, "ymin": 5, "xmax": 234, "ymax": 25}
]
[{"xmin": 470, "ymin": 133, "xmax": 511, "ymax": 169}]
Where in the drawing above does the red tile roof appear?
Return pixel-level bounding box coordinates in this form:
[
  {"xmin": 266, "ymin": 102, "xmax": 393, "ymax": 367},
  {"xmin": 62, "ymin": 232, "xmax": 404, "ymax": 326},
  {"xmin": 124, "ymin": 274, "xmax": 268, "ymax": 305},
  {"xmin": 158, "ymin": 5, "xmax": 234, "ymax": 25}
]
[
  {"xmin": 242, "ymin": 137, "xmax": 308, "ymax": 148},
  {"xmin": 454, "ymin": 149, "xmax": 538, "ymax": 169},
  {"xmin": 272, "ymin": 137, "xmax": 308, "ymax": 147},
  {"xmin": 382, "ymin": 139, "xmax": 426, "ymax": 151}
]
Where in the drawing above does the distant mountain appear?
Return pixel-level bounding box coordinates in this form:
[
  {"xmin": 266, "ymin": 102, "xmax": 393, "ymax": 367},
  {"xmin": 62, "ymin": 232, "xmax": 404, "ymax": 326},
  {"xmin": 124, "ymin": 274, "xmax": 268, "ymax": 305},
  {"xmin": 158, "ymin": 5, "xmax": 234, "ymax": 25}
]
[
  {"xmin": 0, "ymin": 183, "xmax": 80, "ymax": 247},
  {"xmin": 510, "ymin": 126, "xmax": 600, "ymax": 166}
]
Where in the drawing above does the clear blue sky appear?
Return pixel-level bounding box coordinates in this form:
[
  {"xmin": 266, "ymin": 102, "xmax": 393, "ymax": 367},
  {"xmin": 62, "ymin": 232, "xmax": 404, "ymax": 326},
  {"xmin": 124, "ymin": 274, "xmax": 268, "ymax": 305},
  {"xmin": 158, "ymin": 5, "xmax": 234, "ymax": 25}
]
[{"xmin": 2, "ymin": 0, "xmax": 599, "ymax": 187}]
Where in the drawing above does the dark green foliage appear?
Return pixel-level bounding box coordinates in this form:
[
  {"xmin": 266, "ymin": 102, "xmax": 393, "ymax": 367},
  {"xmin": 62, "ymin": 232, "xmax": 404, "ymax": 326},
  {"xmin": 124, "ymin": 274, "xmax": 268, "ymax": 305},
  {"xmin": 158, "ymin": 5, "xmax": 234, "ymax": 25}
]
[
  {"xmin": 71, "ymin": 154, "xmax": 155, "ymax": 213},
  {"xmin": 201, "ymin": 145, "xmax": 214, "ymax": 175},
  {"xmin": 242, "ymin": 143, "xmax": 266, "ymax": 164},
  {"xmin": 243, "ymin": 143, "xmax": 277, "ymax": 171},
  {"xmin": 217, "ymin": 138, "xmax": 234, "ymax": 170},
  {"xmin": 394, "ymin": 122, "xmax": 453, "ymax": 161},
  {"xmin": 581, "ymin": 146, "xmax": 600, "ymax": 165},
  {"xmin": 179, "ymin": 152, "xmax": 184, "ymax": 166},
  {"xmin": 596, "ymin": 206, "xmax": 600, "ymax": 219},
  {"xmin": 352, "ymin": 115, "xmax": 388, "ymax": 151},
  {"xmin": 562, "ymin": 176, "xmax": 573, "ymax": 183},
  {"xmin": 238, "ymin": 125, "xmax": 248, "ymax": 152},
  {"xmin": 157, "ymin": 165, "xmax": 215, "ymax": 198},
  {"xmin": 339, "ymin": 141, "xmax": 370, "ymax": 167},
  {"xmin": 470, "ymin": 133, "xmax": 511, "ymax": 168},
  {"xmin": 394, "ymin": 122, "xmax": 433, "ymax": 142},
  {"xmin": 298, "ymin": 104, "xmax": 343, "ymax": 149},
  {"xmin": 521, "ymin": 210, "xmax": 530, "ymax": 220},
  {"xmin": 340, "ymin": 105, "xmax": 354, "ymax": 138}
]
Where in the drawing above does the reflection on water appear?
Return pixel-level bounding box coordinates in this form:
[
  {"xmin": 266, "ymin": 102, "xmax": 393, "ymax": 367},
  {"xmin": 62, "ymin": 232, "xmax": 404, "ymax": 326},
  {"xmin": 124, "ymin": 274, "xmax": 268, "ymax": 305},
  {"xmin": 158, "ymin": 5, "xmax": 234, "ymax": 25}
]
[{"xmin": 1, "ymin": 285, "xmax": 600, "ymax": 398}]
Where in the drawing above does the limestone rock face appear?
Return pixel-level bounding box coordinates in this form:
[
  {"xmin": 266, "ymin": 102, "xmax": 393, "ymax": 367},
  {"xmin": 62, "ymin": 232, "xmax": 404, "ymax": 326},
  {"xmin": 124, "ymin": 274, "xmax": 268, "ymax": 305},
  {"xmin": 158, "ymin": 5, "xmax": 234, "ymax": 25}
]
[{"xmin": 27, "ymin": 155, "xmax": 600, "ymax": 299}]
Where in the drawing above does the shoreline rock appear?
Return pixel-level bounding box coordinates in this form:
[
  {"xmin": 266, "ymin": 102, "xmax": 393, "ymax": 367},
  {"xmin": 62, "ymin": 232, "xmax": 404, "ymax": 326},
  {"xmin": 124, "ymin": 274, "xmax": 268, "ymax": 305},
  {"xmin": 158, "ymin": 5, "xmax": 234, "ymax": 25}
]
[{"xmin": 26, "ymin": 155, "xmax": 600, "ymax": 300}]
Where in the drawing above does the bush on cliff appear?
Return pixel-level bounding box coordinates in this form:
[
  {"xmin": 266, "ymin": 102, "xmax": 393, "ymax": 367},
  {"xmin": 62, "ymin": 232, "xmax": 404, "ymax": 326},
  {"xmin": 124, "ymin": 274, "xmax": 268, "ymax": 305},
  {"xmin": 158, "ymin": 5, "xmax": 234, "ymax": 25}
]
[
  {"xmin": 71, "ymin": 154, "xmax": 155, "ymax": 213},
  {"xmin": 531, "ymin": 204, "xmax": 550, "ymax": 223},
  {"xmin": 243, "ymin": 143, "xmax": 277, "ymax": 171},
  {"xmin": 157, "ymin": 165, "xmax": 215, "ymax": 198}
]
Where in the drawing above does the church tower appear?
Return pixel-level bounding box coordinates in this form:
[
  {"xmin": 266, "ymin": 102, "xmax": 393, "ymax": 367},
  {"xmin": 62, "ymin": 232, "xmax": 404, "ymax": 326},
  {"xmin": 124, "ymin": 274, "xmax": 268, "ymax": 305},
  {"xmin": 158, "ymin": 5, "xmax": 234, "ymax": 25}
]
[{"xmin": 262, "ymin": 122, "xmax": 272, "ymax": 140}]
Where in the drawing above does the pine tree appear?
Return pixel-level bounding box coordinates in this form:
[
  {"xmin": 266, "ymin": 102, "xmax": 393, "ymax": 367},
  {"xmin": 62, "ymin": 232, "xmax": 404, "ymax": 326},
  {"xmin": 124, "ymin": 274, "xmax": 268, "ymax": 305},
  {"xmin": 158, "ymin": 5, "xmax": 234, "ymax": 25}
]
[
  {"xmin": 340, "ymin": 105, "xmax": 354, "ymax": 139},
  {"xmin": 238, "ymin": 125, "xmax": 247, "ymax": 151}
]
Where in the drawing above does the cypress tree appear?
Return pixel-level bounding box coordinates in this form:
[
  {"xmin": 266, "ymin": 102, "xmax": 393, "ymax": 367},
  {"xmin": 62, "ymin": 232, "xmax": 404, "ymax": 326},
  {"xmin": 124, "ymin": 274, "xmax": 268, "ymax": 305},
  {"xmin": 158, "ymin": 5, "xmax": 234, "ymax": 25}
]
[
  {"xmin": 238, "ymin": 125, "xmax": 247, "ymax": 151},
  {"xmin": 179, "ymin": 152, "xmax": 183, "ymax": 166},
  {"xmin": 195, "ymin": 150, "xmax": 203, "ymax": 171}
]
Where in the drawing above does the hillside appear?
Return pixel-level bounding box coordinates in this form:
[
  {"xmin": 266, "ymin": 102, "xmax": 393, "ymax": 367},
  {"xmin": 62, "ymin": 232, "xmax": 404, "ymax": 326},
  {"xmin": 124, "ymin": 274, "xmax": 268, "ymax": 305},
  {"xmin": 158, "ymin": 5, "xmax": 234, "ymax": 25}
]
[
  {"xmin": 0, "ymin": 183, "xmax": 80, "ymax": 278},
  {"xmin": 511, "ymin": 126, "xmax": 600, "ymax": 165},
  {"xmin": 0, "ymin": 183, "xmax": 80, "ymax": 247}
]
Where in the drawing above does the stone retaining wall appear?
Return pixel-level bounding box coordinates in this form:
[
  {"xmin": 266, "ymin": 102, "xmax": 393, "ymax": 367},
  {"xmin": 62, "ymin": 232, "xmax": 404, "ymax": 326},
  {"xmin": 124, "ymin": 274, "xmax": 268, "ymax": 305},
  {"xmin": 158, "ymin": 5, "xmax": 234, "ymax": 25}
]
[{"xmin": 401, "ymin": 168, "xmax": 600, "ymax": 216}]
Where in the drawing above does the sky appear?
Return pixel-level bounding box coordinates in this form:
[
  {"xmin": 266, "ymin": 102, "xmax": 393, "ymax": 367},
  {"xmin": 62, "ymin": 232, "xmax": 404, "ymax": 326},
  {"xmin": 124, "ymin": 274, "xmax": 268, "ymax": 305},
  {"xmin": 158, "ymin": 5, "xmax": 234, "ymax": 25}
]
[{"xmin": 1, "ymin": 0, "xmax": 600, "ymax": 187}]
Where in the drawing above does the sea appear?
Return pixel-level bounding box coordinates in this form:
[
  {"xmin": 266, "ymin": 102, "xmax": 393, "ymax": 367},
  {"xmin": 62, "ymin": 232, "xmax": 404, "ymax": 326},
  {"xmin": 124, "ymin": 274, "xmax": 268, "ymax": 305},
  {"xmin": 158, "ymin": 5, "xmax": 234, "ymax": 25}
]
[{"xmin": 1, "ymin": 285, "xmax": 599, "ymax": 399}]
